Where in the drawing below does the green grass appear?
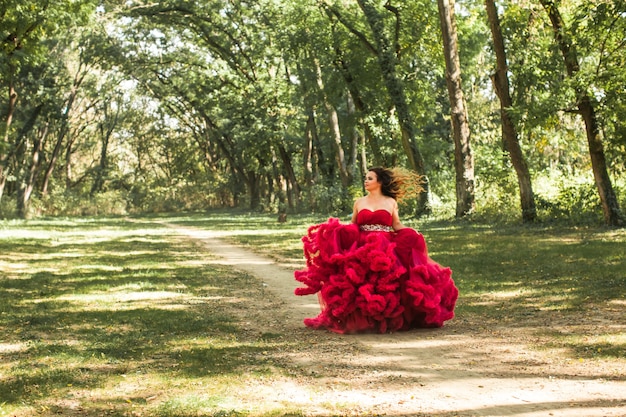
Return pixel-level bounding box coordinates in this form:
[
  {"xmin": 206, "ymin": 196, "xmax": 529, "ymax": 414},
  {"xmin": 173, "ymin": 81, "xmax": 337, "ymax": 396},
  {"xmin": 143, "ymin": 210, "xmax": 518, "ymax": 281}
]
[
  {"xmin": 206, "ymin": 214, "xmax": 626, "ymax": 359},
  {"xmin": 207, "ymin": 216, "xmax": 625, "ymax": 304},
  {"xmin": 0, "ymin": 215, "xmax": 342, "ymax": 416},
  {"xmin": 1, "ymin": 213, "xmax": 625, "ymax": 416}
]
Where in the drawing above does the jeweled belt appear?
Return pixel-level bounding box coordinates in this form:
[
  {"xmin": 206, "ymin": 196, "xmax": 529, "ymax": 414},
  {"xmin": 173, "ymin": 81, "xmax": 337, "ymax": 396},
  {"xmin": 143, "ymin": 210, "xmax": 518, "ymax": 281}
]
[{"xmin": 359, "ymin": 224, "xmax": 394, "ymax": 232}]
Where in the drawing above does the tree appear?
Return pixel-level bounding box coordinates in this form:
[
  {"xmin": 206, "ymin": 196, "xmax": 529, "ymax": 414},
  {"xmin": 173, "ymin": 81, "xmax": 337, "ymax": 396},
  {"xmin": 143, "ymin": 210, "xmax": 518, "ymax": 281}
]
[
  {"xmin": 313, "ymin": 57, "xmax": 351, "ymax": 187},
  {"xmin": 540, "ymin": 0, "xmax": 623, "ymax": 226},
  {"xmin": 1, "ymin": 0, "xmax": 621, "ymax": 222},
  {"xmin": 437, "ymin": 0, "xmax": 475, "ymax": 218},
  {"xmin": 121, "ymin": 1, "xmax": 290, "ymax": 210},
  {"xmin": 355, "ymin": 0, "xmax": 431, "ymax": 214},
  {"xmin": 0, "ymin": 0, "xmax": 98, "ymax": 216},
  {"xmin": 485, "ymin": 0, "xmax": 536, "ymax": 223},
  {"xmin": 577, "ymin": 0, "xmax": 626, "ymax": 175}
]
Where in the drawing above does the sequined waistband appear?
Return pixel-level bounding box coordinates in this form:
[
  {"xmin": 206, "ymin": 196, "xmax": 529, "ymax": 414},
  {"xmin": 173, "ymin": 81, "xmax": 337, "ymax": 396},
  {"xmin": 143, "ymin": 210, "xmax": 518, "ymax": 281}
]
[{"xmin": 359, "ymin": 224, "xmax": 394, "ymax": 232}]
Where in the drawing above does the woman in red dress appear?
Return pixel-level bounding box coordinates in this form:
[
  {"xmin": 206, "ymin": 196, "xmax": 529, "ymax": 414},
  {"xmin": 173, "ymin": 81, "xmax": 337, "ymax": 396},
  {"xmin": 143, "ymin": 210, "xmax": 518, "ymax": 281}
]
[{"xmin": 294, "ymin": 167, "xmax": 458, "ymax": 334}]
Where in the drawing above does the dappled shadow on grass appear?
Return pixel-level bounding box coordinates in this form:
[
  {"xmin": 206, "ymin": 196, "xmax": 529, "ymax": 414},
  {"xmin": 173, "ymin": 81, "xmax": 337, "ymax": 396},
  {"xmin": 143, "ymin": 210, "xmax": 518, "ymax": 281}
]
[
  {"xmin": 224, "ymin": 218, "xmax": 625, "ymax": 313},
  {"xmin": 39, "ymin": 400, "xmax": 626, "ymax": 417},
  {"xmin": 427, "ymin": 225, "xmax": 626, "ymax": 364},
  {"xmin": 137, "ymin": 210, "xmax": 324, "ymax": 232},
  {"xmin": 0, "ymin": 219, "xmax": 306, "ymax": 413},
  {"xmin": 224, "ymin": 217, "xmax": 626, "ymax": 362},
  {"xmin": 204, "ymin": 214, "xmax": 626, "ymax": 313},
  {"xmin": 1, "ymin": 215, "xmax": 625, "ymax": 416},
  {"xmin": 425, "ymin": 225, "xmax": 625, "ymax": 309}
]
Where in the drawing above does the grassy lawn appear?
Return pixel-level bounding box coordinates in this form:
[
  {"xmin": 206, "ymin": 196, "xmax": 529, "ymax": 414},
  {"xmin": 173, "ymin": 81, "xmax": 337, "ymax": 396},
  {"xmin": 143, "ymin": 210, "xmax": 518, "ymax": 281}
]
[
  {"xmin": 1, "ymin": 212, "xmax": 625, "ymax": 416},
  {"xmin": 0, "ymin": 215, "xmax": 324, "ymax": 416},
  {"xmin": 209, "ymin": 213, "xmax": 626, "ymax": 360}
]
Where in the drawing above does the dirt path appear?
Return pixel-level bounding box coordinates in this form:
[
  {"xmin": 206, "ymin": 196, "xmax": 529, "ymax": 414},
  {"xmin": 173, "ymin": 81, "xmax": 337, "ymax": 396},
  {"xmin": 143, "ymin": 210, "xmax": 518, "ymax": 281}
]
[{"xmin": 176, "ymin": 226, "xmax": 626, "ymax": 417}]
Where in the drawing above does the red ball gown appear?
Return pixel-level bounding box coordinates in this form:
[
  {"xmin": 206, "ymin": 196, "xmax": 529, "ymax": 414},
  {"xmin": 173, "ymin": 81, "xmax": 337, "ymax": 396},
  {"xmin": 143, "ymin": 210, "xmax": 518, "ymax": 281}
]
[{"xmin": 294, "ymin": 209, "xmax": 458, "ymax": 334}]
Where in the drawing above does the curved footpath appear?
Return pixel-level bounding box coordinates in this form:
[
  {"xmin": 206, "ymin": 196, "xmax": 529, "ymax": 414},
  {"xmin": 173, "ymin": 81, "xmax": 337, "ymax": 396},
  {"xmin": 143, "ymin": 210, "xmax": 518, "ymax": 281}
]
[{"xmin": 172, "ymin": 225, "xmax": 626, "ymax": 417}]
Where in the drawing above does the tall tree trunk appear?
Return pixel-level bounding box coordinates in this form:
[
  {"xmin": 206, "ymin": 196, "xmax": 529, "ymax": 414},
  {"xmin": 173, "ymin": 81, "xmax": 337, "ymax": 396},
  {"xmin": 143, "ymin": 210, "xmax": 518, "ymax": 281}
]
[
  {"xmin": 277, "ymin": 143, "xmax": 300, "ymax": 210},
  {"xmin": 540, "ymin": 0, "xmax": 623, "ymax": 226},
  {"xmin": 91, "ymin": 100, "xmax": 121, "ymax": 196},
  {"xmin": 438, "ymin": 0, "xmax": 475, "ymax": 218},
  {"xmin": 91, "ymin": 122, "xmax": 110, "ymax": 196},
  {"xmin": 336, "ymin": 53, "xmax": 383, "ymax": 167},
  {"xmin": 246, "ymin": 170, "xmax": 261, "ymax": 210},
  {"xmin": 359, "ymin": 131, "xmax": 368, "ymax": 178},
  {"xmin": 0, "ymin": 74, "xmax": 18, "ymax": 203},
  {"xmin": 17, "ymin": 123, "xmax": 48, "ymax": 218},
  {"xmin": 346, "ymin": 92, "xmax": 359, "ymax": 181},
  {"xmin": 326, "ymin": 15, "xmax": 384, "ymax": 168},
  {"xmin": 485, "ymin": 0, "xmax": 536, "ymax": 223},
  {"xmin": 303, "ymin": 110, "xmax": 315, "ymax": 189},
  {"xmin": 42, "ymin": 73, "xmax": 83, "ymax": 195},
  {"xmin": 314, "ymin": 58, "xmax": 351, "ymax": 187},
  {"xmin": 41, "ymin": 127, "xmax": 65, "ymax": 196},
  {"xmin": 356, "ymin": 0, "xmax": 430, "ymax": 214},
  {"xmin": 322, "ymin": 4, "xmax": 385, "ymax": 167},
  {"xmin": 268, "ymin": 158, "xmax": 280, "ymax": 210},
  {"xmin": 64, "ymin": 134, "xmax": 77, "ymax": 190},
  {"xmin": 13, "ymin": 104, "xmax": 45, "ymax": 217}
]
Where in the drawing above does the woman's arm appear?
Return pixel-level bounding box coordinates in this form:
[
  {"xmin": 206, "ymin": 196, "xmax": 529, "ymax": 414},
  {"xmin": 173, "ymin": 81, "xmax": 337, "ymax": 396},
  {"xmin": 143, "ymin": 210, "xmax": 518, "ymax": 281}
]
[
  {"xmin": 351, "ymin": 199, "xmax": 360, "ymax": 224},
  {"xmin": 391, "ymin": 201, "xmax": 407, "ymax": 231}
]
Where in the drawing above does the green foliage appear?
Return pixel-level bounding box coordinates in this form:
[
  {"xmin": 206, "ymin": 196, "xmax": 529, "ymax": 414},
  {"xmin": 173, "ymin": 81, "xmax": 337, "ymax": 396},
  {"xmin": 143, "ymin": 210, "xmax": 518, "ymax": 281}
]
[
  {"xmin": 469, "ymin": 166, "xmax": 619, "ymax": 225},
  {"xmin": 0, "ymin": 0, "xmax": 624, "ymax": 226},
  {"xmin": 0, "ymin": 196, "xmax": 17, "ymax": 219},
  {"xmin": 36, "ymin": 189, "xmax": 129, "ymax": 217},
  {"xmin": 307, "ymin": 183, "xmax": 354, "ymax": 216},
  {"xmin": 536, "ymin": 180, "xmax": 605, "ymax": 225},
  {"xmin": 130, "ymin": 183, "xmax": 220, "ymax": 214},
  {"xmin": 472, "ymin": 174, "xmax": 522, "ymax": 224},
  {"xmin": 574, "ymin": 0, "xmax": 626, "ymax": 172}
]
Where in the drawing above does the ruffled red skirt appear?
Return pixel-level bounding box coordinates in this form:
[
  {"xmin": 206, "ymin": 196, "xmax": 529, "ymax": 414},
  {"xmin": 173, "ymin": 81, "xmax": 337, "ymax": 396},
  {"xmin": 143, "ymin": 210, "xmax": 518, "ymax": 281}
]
[{"xmin": 294, "ymin": 218, "xmax": 458, "ymax": 333}]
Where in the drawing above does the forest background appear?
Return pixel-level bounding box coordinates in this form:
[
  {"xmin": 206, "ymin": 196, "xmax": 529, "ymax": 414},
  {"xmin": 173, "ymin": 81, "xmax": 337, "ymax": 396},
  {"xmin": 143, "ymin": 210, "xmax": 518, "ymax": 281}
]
[{"xmin": 1, "ymin": 0, "xmax": 625, "ymax": 226}]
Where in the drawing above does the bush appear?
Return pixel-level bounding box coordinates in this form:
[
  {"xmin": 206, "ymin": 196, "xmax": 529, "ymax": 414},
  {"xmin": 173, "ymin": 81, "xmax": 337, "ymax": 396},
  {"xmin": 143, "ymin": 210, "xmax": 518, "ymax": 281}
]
[
  {"xmin": 0, "ymin": 196, "xmax": 18, "ymax": 219},
  {"xmin": 536, "ymin": 182, "xmax": 602, "ymax": 223},
  {"xmin": 36, "ymin": 189, "xmax": 129, "ymax": 217},
  {"xmin": 469, "ymin": 172, "xmax": 521, "ymax": 224},
  {"xmin": 307, "ymin": 183, "xmax": 355, "ymax": 216}
]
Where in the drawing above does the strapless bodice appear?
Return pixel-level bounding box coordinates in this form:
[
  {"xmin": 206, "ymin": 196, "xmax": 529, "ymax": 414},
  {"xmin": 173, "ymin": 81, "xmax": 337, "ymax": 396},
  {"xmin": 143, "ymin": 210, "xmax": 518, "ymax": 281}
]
[{"xmin": 356, "ymin": 209, "xmax": 393, "ymax": 226}]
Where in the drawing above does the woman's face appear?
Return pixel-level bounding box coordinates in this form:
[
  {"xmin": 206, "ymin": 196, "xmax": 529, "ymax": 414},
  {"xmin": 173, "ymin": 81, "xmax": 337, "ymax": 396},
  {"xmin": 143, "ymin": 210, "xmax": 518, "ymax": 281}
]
[{"xmin": 364, "ymin": 171, "xmax": 380, "ymax": 192}]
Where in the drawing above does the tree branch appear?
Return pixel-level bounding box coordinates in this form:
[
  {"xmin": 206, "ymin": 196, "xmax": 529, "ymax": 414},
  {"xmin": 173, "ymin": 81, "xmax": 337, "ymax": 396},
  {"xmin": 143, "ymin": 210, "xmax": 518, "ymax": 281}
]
[
  {"xmin": 384, "ymin": 1, "xmax": 402, "ymax": 59},
  {"xmin": 319, "ymin": 1, "xmax": 378, "ymax": 55}
]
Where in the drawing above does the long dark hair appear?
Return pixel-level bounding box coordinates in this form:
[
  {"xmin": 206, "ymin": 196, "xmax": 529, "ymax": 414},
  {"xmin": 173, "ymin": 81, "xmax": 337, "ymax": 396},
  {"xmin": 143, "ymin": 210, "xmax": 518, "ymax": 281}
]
[{"xmin": 368, "ymin": 166, "xmax": 424, "ymax": 202}]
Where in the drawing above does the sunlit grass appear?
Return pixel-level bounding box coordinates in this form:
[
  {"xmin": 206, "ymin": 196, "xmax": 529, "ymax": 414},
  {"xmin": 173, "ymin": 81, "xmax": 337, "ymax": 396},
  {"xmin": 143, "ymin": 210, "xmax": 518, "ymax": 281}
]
[
  {"xmin": 205, "ymin": 214, "xmax": 626, "ymax": 359},
  {"xmin": 0, "ymin": 216, "xmax": 328, "ymax": 416},
  {"xmin": 1, "ymin": 213, "xmax": 625, "ymax": 416}
]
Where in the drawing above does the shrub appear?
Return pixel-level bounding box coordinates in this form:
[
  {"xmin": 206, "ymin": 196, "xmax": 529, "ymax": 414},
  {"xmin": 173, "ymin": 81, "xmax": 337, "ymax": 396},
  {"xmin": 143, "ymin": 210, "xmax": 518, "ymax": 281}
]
[
  {"xmin": 307, "ymin": 183, "xmax": 354, "ymax": 216},
  {"xmin": 536, "ymin": 181, "xmax": 604, "ymax": 224},
  {"xmin": 34, "ymin": 189, "xmax": 129, "ymax": 217}
]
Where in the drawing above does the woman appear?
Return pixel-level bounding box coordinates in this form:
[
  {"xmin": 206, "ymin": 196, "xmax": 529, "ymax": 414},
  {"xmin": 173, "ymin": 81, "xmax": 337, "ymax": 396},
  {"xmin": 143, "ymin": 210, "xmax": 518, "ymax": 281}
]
[{"xmin": 294, "ymin": 167, "xmax": 458, "ymax": 334}]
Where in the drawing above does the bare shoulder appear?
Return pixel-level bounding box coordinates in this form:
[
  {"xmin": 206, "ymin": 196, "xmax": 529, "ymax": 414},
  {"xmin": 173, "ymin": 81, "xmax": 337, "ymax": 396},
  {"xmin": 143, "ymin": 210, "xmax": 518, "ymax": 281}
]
[
  {"xmin": 354, "ymin": 196, "xmax": 367, "ymax": 209},
  {"xmin": 385, "ymin": 196, "xmax": 398, "ymax": 211}
]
